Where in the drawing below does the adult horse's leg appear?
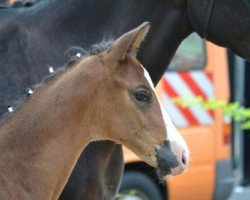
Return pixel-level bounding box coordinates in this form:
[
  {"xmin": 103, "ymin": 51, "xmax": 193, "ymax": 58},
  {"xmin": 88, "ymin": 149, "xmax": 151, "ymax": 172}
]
[{"xmin": 59, "ymin": 142, "xmax": 123, "ymax": 200}]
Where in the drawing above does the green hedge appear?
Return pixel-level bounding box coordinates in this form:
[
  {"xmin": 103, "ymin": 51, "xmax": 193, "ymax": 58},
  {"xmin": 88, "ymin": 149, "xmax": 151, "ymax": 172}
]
[{"xmin": 171, "ymin": 95, "xmax": 250, "ymax": 129}]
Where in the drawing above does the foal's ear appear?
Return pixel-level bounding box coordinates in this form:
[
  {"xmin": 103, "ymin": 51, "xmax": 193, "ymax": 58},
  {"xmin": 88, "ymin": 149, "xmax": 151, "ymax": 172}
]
[{"xmin": 110, "ymin": 22, "xmax": 150, "ymax": 61}]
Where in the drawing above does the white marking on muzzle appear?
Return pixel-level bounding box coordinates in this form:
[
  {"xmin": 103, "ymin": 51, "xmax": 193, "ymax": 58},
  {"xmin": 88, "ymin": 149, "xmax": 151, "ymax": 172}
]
[{"xmin": 142, "ymin": 66, "xmax": 189, "ymax": 160}]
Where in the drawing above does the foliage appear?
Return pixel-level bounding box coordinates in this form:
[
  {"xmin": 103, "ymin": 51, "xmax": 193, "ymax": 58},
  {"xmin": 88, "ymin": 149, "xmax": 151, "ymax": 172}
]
[{"xmin": 171, "ymin": 94, "xmax": 250, "ymax": 129}]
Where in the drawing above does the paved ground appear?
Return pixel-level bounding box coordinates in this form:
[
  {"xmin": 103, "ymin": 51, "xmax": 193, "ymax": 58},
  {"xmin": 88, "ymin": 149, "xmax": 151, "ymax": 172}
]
[{"xmin": 228, "ymin": 186, "xmax": 250, "ymax": 200}]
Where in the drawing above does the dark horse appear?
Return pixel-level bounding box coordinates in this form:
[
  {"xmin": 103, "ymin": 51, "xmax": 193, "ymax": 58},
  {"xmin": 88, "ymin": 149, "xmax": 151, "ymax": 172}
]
[{"xmin": 0, "ymin": 0, "xmax": 250, "ymax": 199}]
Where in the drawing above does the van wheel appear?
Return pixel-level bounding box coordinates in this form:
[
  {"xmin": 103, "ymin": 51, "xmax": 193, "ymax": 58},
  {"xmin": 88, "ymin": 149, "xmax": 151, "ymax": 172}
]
[{"xmin": 119, "ymin": 171, "xmax": 164, "ymax": 200}]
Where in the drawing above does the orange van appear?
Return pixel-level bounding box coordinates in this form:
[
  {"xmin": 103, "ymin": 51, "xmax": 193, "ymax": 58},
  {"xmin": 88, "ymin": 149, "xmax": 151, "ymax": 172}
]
[{"xmin": 119, "ymin": 34, "xmax": 234, "ymax": 200}]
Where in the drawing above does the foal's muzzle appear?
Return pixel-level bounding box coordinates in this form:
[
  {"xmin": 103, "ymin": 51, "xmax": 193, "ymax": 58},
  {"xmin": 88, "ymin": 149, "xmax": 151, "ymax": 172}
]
[{"xmin": 156, "ymin": 140, "xmax": 188, "ymax": 176}]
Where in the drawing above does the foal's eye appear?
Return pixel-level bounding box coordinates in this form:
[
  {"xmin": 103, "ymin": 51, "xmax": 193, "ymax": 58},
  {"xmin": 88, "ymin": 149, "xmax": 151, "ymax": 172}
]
[{"xmin": 133, "ymin": 90, "xmax": 151, "ymax": 103}]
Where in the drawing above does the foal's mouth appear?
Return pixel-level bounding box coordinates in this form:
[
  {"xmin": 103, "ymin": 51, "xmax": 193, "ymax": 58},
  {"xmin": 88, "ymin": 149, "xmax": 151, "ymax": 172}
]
[{"xmin": 155, "ymin": 140, "xmax": 188, "ymax": 176}]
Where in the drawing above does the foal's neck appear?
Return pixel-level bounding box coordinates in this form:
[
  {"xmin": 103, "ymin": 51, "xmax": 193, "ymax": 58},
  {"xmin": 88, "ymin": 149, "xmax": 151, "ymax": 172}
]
[{"xmin": 0, "ymin": 57, "xmax": 102, "ymax": 200}]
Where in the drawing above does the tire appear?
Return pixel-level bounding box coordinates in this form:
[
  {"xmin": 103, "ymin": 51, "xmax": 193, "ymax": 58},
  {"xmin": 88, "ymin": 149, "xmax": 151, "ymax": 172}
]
[{"xmin": 119, "ymin": 171, "xmax": 164, "ymax": 200}]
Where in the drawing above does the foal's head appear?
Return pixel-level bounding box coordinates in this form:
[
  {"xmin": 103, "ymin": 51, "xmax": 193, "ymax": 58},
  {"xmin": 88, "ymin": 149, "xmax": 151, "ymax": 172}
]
[{"xmin": 83, "ymin": 22, "xmax": 189, "ymax": 176}]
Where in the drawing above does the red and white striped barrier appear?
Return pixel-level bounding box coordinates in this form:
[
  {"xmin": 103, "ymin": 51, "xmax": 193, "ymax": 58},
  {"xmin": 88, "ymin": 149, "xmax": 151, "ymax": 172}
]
[{"xmin": 160, "ymin": 70, "xmax": 214, "ymax": 127}]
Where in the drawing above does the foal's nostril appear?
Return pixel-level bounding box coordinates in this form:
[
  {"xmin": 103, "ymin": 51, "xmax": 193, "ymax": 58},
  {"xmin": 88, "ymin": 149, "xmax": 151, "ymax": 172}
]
[{"xmin": 182, "ymin": 151, "xmax": 187, "ymax": 166}]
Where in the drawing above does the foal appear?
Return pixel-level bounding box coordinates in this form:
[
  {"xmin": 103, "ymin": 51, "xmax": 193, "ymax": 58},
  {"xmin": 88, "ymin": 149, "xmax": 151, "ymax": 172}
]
[{"xmin": 0, "ymin": 23, "xmax": 189, "ymax": 199}]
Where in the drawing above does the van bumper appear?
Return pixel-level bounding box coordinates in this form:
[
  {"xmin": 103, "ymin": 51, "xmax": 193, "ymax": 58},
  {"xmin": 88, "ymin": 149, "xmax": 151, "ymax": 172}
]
[{"xmin": 213, "ymin": 159, "xmax": 234, "ymax": 200}]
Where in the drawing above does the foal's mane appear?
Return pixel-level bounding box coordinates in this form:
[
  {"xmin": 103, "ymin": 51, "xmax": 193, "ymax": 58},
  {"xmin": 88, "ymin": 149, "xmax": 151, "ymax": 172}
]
[
  {"xmin": 1, "ymin": 40, "xmax": 113, "ymax": 122},
  {"xmin": 64, "ymin": 41, "xmax": 113, "ymax": 66}
]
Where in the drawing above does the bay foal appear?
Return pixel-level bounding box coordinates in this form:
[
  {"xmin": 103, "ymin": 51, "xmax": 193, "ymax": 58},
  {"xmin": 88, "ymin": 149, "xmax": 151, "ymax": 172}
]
[{"xmin": 0, "ymin": 23, "xmax": 189, "ymax": 200}]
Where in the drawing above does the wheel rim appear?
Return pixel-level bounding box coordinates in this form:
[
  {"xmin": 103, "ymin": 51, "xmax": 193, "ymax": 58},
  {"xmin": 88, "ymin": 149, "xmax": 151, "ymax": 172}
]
[{"xmin": 119, "ymin": 189, "xmax": 150, "ymax": 200}]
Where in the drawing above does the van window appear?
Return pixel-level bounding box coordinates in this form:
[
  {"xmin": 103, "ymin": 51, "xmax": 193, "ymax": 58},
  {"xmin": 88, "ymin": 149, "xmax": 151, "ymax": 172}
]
[{"xmin": 168, "ymin": 33, "xmax": 206, "ymax": 71}]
